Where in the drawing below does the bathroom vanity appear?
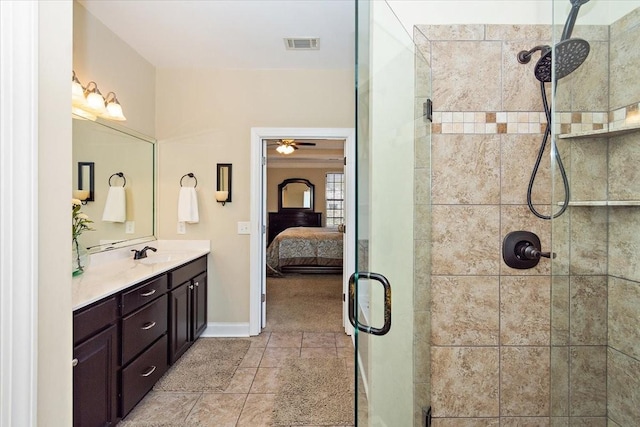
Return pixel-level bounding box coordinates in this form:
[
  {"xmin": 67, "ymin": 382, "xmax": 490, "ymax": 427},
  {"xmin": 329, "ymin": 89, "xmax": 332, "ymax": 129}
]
[{"xmin": 71, "ymin": 242, "xmax": 210, "ymax": 426}]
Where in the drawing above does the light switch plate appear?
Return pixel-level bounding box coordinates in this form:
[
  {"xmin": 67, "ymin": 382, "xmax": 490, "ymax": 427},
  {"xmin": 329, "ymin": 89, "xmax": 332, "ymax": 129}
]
[
  {"xmin": 237, "ymin": 221, "xmax": 251, "ymax": 235},
  {"xmin": 125, "ymin": 221, "xmax": 135, "ymax": 234},
  {"xmin": 177, "ymin": 221, "xmax": 186, "ymax": 234}
]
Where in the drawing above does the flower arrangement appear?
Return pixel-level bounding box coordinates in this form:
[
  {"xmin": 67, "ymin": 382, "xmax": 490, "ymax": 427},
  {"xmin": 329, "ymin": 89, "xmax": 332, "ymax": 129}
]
[
  {"xmin": 72, "ymin": 198, "xmax": 94, "ymax": 239},
  {"xmin": 72, "ymin": 199, "xmax": 94, "ymax": 275}
]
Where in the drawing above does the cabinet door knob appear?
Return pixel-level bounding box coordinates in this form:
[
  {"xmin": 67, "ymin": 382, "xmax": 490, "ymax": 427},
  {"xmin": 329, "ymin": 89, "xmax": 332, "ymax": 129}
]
[
  {"xmin": 195, "ymin": 281, "xmax": 199, "ymax": 287},
  {"xmin": 140, "ymin": 289, "xmax": 156, "ymax": 297},
  {"xmin": 72, "ymin": 358, "xmax": 78, "ymax": 367},
  {"xmin": 140, "ymin": 366, "xmax": 157, "ymax": 377},
  {"xmin": 190, "ymin": 285, "xmax": 194, "ymax": 290},
  {"xmin": 141, "ymin": 321, "xmax": 156, "ymax": 330}
]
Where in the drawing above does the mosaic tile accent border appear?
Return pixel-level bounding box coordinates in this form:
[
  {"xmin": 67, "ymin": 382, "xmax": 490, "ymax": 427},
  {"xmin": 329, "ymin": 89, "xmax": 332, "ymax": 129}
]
[
  {"xmin": 431, "ymin": 101, "xmax": 640, "ymax": 135},
  {"xmin": 610, "ymin": 102, "xmax": 640, "ymax": 130},
  {"xmin": 432, "ymin": 111, "xmax": 547, "ymax": 135}
]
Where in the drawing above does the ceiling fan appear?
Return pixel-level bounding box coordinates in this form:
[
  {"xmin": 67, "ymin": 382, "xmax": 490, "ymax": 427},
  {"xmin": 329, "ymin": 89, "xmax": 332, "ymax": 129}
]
[{"xmin": 267, "ymin": 139, "xmax": 316, "ymax": 155}]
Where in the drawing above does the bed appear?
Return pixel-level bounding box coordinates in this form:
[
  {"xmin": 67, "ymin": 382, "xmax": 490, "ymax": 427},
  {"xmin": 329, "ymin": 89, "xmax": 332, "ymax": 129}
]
[
  {"xmin": 266, "ymin": 226, "xmax": 343, "ymax": 274},
  {"xmin": 266, "ymin": 178, "xmax": 343, "ymax": 274}
]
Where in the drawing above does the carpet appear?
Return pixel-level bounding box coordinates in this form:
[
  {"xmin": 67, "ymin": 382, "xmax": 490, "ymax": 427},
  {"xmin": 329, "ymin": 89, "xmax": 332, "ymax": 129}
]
[
  {"xmin": 272, "ymin": 357, "xmax": 354, "ymax": 426},
  {"xmin": 265, "ymin": 274, "xmax": 343, "ymax": 332},
  {"xmin": 153, "ymin": 338, "xmax": 250, "ymax": 392}
]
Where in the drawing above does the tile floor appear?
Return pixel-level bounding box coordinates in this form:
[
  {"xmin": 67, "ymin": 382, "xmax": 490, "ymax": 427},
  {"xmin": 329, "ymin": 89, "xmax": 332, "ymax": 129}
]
[{"xmin": 122, "ymin": 331, "xmax": 355, "ymax": 426}]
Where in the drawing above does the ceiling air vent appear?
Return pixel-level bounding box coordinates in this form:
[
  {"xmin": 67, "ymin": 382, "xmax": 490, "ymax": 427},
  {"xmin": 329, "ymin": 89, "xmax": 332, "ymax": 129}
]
[{"xmin": 284, "ymin": 38, "xmax": 320, "ymax": 50}]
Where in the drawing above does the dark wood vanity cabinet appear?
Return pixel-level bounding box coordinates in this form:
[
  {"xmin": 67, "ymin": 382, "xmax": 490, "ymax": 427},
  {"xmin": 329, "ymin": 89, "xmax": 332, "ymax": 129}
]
[
  {"xmin": 168, "ymin": 256, "xmax": 208, "ymax": 364},
  {"xmin": 73, "ymin": 255, "xmax": 208, "ymax": 424},
  {"xmin": 73, "ymin": 297, "xmax": 119, "ymax": 427}
]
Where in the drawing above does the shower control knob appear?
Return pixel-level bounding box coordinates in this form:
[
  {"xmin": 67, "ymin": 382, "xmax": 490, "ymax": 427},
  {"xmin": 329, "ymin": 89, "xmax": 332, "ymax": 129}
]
[
  {"xmin": 503, "ymin": 230, "xmax": 555, "ymax": 269},
  {"xmin": 517, "ymin": 242, "xmax": 556, "ymax": 260}
]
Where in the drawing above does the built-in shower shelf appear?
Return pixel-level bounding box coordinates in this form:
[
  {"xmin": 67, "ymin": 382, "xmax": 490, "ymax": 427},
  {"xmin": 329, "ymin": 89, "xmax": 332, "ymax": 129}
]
[
  {"xmin": 559, "ymin": 123, "xmax": 640, "ymax": 139},
  {"xmin": 560, "ymin": 200, "xmax": 640, "ymax": 206}
]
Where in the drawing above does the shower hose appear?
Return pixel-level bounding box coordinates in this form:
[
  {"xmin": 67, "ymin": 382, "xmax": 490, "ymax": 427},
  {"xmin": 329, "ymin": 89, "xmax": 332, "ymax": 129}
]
[{"xmin": 527, "ymin": 81, "xmax": 570, "ymax": 220}]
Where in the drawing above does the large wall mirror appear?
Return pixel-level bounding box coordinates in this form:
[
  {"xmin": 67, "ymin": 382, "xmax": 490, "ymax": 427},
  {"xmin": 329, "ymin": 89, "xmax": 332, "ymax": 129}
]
[
  {"xmin": 278, "ymin": 178, "xmax": 314, "ymax": 211},
  {"xmin": 72, "ymin": 115, "xmax": 155, "ymax": 252}
]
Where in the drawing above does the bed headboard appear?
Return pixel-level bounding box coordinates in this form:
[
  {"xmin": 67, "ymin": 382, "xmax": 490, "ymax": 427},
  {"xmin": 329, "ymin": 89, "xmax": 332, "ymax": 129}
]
[
  {"xmin": 268, "ymin": 178, "xmax": 321, "ymax": 245},
  {"xmin": 268, "ymin": 211, "xmax": 322, "ymax": 245}
]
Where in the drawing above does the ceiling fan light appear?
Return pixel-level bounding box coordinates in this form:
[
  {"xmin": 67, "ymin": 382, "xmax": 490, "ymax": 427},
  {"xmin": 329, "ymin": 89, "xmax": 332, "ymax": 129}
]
[{"xmin": 276, "ymin": 144, "xmax": 295, "ymax": 155}]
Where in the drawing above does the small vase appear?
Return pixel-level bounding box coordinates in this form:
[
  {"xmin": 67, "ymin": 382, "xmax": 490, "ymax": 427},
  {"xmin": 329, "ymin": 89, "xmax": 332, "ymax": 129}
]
[{"xmin": 72, "ymin": 238, "xmax": 90, "ymax": 276}]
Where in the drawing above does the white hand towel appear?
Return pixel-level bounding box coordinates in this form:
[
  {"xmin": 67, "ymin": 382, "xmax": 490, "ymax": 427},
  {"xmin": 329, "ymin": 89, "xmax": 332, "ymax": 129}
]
[
  {"xmin": 178, "ymin": 187, "xmax": 199, "ymax": 223},
  {"xmin": 102, "ymin": 186, "xmax": 126, "ymax": 223}
]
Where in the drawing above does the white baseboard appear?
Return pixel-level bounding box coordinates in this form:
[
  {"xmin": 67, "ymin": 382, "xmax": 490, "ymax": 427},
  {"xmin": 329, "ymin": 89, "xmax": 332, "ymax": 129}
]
[{"xmin": 201, "ymin": 322, "xmax": 251, "ymax": 337}]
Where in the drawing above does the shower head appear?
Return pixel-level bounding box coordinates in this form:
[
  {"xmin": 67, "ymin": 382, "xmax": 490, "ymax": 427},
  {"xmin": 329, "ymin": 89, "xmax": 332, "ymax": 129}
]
[
  {"xmin": 532, "ymin": 38, "xmax": 590, "ymax": 82},
  {"xmin": 517, "ymin": 0, "xmax": 591, "ymax": 83}
]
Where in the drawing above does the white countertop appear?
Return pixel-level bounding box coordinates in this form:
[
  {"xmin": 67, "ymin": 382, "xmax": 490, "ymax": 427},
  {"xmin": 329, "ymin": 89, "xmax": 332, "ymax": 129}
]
[{"xmin": 72, "ymin": 240, "xmax": 210, "ymax": 311}]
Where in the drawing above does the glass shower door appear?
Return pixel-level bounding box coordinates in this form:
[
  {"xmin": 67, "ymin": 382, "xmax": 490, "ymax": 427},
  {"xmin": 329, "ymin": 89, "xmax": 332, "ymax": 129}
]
[{"xmin": 353, "ymin": 0, "xmax": 425, "ymax": 424}]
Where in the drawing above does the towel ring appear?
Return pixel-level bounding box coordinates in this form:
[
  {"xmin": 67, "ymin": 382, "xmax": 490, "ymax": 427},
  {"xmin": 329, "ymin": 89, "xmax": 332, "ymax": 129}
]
[
  {"xmin": 180, "ymin": 173, "xmax": 198, "ymax": 188},
  {"xmin": 108, "ymin": 172, "xmax": 126, "ymax": 187}
]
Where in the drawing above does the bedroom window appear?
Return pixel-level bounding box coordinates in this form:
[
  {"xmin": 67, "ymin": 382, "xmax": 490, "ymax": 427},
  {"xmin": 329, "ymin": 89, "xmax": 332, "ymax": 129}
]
[{"xmin": 325, "ymin": 172, "xmax": 344, "ymax": 227}]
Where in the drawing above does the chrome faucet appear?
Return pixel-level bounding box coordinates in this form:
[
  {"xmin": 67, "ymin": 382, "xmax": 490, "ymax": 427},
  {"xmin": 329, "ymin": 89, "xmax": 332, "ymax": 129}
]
[{"xmin": 131, "ymin": 246, "xmax": 157, "ymax": 260}]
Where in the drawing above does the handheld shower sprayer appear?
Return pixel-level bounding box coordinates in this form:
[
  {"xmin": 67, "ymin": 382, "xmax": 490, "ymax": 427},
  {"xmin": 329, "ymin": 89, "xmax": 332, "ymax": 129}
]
[
  {"xmin": 563, "ymin": 0, "xmax": 591, "ymax": 41},
  {"xmin": 516, "ymin": 0, "xmax": 591, "ymax": 220}
]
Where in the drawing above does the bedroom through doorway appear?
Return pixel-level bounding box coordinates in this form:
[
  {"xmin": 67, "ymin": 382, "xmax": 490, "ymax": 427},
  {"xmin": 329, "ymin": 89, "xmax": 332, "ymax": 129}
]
[
  {"xmin": 249, "ymin": 127, "xmax": 356, "ymax": 336},
  {"xmin": 264, "ymin": 138, "xmax": 346, "ymax": 332}
]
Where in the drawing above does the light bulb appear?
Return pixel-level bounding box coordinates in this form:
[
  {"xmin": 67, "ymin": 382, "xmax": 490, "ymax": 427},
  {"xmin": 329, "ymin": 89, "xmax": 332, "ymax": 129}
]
[
  {"xmin": 86, "ymin": 92, "xmax": 106, "ymax": 112},
  {"xmin": 105, "ymin": 101, "xmax": 126, "ymax": 121}
]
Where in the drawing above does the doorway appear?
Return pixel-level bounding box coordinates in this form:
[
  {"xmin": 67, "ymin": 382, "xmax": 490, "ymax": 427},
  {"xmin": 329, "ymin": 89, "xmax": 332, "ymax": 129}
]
[{"xmin": 249, "ymin": 127, "xmax": 356, "ymax": 336}]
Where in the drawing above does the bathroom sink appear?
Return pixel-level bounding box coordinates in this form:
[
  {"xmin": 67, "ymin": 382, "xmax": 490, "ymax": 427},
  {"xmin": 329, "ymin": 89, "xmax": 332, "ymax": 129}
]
[{"xmin": 137, "ymin": 252, "xmax": 187, "ymax": 265}]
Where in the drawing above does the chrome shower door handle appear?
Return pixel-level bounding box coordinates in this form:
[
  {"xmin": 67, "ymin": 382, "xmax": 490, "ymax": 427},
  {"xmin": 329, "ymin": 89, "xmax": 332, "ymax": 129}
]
[{"xmin": 348, "ymin": 272, "xmax": 392, "ymax": 336}]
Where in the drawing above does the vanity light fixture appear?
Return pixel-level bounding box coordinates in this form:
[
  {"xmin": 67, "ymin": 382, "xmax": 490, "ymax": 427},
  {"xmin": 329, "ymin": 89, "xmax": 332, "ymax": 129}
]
[
  {"xmin": 71, "ymin": 71, "xmax": 85, "ymax": 105},
  {"xmin": 76, "ymin": 161, "xmax": 95, "ymax": 204},
  {"xmin": 216, "ymin": 163, "xmax": 232, "ymax": 206},
  {"xmin": 71, "ymin": 71, "xmax": 127, "ymax": 122},
  {"xmin": 73, "ymin": 190, "xmax": 90, "ymax": 204},
  {"xmin": 104, "ymin": 92, "xmax": 126, "ymax": 121},
  {"xmin": 84, "ymin": 81, "xmax": 107, "ymax": 115},
  {"xmin": 215, "ymin": 191, "xmax": 229, "ymax": 206}
]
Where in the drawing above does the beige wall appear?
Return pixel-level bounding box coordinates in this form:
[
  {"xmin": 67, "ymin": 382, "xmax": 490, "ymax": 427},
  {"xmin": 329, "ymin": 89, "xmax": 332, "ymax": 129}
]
[
  {"xmin": 156, "ymin": 68, "xmax": 354, "ymax": 325},
  {"xmin": 38, "ymin": 1, "xmax": 73, "ymax": 425},
  {"xmin": 267, "ymin": 167, "xmax": 344, "ymax": 226},
  {"xmin": 73, "ymin": 1, "xmax": 156, "ymax": 137}
]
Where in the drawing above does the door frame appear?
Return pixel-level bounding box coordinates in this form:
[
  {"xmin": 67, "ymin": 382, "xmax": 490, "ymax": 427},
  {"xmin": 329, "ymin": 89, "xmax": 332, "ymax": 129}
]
[{"xmin": 249, "ymin": 127, "xmax": 356, "ymax": 336}]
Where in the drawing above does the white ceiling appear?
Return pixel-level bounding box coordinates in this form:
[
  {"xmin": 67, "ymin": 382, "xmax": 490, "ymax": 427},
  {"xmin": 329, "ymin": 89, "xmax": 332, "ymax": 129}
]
[{"xmin": 79, "ymin": 0, "xmax": 355, "ymax": 69}]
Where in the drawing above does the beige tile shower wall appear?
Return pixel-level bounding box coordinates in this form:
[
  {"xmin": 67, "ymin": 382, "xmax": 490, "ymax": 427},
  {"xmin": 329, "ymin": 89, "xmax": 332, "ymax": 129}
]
[
  {"xmin": 607, "ymin": 7, "xmax": 640, "ymax": 427},
  {"xmin": 416, "ymin": 23, "xmax": 557, "ymax": 424},
  {"xmin": 609, "ymin": 7, "xmax": 640, "ymax": 111}
]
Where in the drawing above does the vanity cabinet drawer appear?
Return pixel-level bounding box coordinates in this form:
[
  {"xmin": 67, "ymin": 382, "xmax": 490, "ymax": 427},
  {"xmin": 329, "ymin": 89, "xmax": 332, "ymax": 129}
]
[
  {"xmin": 73, "ymin": 296, "xmax": 118, "ymax": 346},
  {"xmin": 121, "ymin": 294, "xmax": 168, "ymax": 364},
  {"xmin": 121, "ymin": 275, "xmax": 168, "ymax": 316},
  {"xmin": 169, "ymin": 256, "xmax": 207, "ymax": 288},
  {"xmin": 121, "ymin": 334, "xmax": 168, "ymax": 417}
]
